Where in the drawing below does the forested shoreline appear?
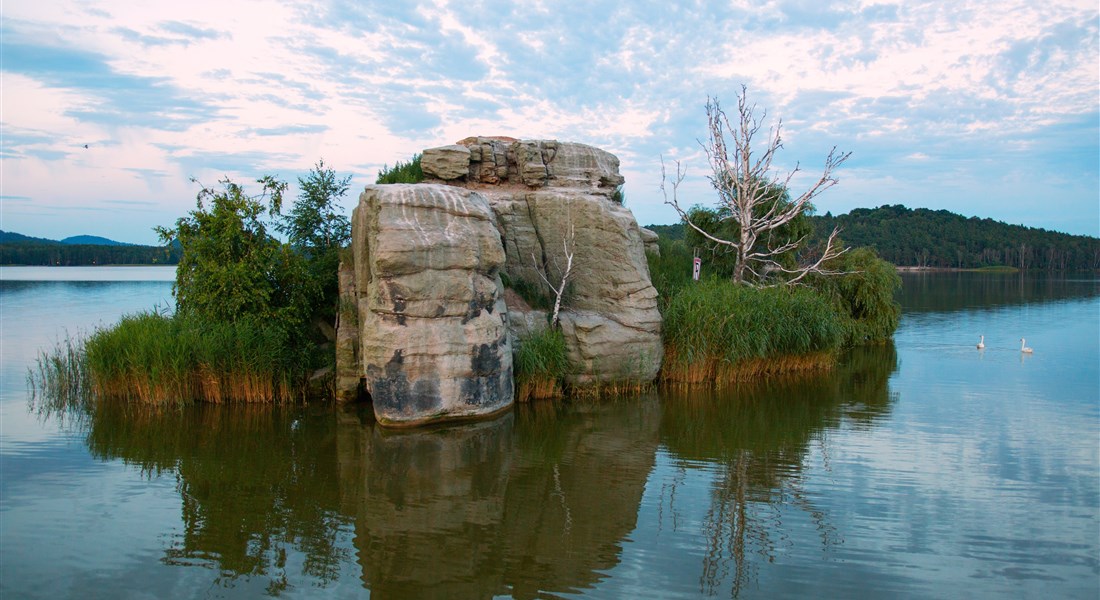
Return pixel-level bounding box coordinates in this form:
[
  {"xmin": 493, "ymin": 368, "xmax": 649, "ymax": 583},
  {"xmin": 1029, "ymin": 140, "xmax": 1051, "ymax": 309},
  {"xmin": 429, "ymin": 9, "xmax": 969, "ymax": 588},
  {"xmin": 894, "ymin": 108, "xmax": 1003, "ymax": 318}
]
[
  {"xmin": 0, "ymin": 242, "xmax": 180, "ymax": 265},
  {"xmin": 649, "ymin": 204, "xmax": 1100, "ymax": 272}
]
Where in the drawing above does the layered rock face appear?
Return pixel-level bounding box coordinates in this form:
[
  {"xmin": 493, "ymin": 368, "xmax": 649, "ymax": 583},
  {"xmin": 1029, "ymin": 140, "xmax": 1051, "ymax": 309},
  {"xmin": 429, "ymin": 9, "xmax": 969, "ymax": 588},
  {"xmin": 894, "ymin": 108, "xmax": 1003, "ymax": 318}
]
[
  {"xmin": 337, "ymin": 138, "xmax": 662, "ymax": 426},
  {"xmin": 428, "ymin": 137, "xmax": 663, "ymax": 386},
  {"xmin": 343, "ymin": 184, "xmax": 513, "ymax": 426}
]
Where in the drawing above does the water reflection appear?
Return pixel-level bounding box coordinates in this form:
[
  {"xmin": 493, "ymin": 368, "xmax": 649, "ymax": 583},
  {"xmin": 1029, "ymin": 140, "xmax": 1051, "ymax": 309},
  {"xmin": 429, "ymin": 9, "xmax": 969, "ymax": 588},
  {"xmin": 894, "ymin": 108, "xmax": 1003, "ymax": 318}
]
[
  {"xmin": 656, "ymin": 343, "xmax": 899, "ymax": 597},
  {"xmin": 82, "ymin": 402, "xmax": 348, "ymax": 593},
  {"xmin": 336, "ymin": 396, "xmax": 661, "ymax": 598},
  {"xmin": 898, "ymin": 272, "xmax": 1099, "ymax": 313},
  {"xmin": 73, "ymin": 394, "xmax": 662, "ymax": 597}
]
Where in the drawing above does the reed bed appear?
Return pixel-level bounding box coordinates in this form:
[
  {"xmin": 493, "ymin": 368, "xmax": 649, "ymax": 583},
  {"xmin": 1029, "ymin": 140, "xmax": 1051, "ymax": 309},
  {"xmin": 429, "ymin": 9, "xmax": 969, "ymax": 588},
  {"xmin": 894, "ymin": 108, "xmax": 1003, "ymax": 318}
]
[
  {"xmin": 32, "ymin": 311, "xmax": 313, "ymax": 407},
  {"xmin": 657, "ymin": 278, "xmax": 844, "ymax": 385},
  {"xmin": 513, "ymin": 327, "xmax": 569, "ymax": 402},
  {"xmin": 28, "ymin": 335, "xmax": 91, "ymax": 413}
]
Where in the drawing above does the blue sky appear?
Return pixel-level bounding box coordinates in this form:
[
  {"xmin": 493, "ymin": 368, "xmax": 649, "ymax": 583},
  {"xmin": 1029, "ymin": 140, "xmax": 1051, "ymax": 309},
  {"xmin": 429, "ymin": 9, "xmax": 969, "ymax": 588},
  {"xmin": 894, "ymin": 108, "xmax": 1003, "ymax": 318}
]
[{"xmin": 2, "ymin": 0, "xmax": 1097, "ymax": 244}]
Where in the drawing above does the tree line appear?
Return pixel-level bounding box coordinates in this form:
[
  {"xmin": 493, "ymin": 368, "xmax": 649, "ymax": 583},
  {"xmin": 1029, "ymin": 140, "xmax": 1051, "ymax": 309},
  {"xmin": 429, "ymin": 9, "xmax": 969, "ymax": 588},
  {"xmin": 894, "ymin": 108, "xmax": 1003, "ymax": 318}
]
[
  {"xmin": 0, "ymin": 242, "xmax": 181, "ymax": 266},
  {"xmin": 809, "ymin": 205, "xmax": 1100, "ymax": 271},
  {"xmin": 650, "ymin": 205, "xmax": 1100, "ymax": 272}
]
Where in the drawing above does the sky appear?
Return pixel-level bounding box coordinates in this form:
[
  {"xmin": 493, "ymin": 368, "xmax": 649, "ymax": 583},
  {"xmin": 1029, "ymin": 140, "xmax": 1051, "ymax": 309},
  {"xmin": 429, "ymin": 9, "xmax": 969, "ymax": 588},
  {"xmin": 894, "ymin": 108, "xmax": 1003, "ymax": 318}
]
[{"xmin": 2, "ymin": 0, "xmax": 1098, "ymax": 245}]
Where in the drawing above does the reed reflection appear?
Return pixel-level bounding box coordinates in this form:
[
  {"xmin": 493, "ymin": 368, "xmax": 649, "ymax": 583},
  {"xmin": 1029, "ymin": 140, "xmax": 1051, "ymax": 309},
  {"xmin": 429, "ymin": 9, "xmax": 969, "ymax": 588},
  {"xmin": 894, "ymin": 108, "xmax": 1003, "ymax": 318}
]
[
  {"xmin": 71, "ymin": 393, "xmax": 661, "ymax": 598},
  {"xmin": 81, "ymin": 402, "xmax": 349, "ymax": 593},
  {"xmin": 658, "ymin": 343, "xmax": 899, "ymax": 597}
]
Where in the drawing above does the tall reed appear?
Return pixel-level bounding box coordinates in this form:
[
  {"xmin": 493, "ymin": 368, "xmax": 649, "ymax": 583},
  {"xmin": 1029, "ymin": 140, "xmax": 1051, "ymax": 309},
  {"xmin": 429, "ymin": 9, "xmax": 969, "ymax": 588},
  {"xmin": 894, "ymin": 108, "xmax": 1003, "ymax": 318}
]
[
  {"xmin": 513, "ymin": 327, "xmax": 569, "ymax": 401},
  {"xmin": 37, "ymin": 311, "xmax": 316, "ymax": 406},
  {"xmin": 658, "ymin": 278, "xmax": 844, "ymax": 385}
]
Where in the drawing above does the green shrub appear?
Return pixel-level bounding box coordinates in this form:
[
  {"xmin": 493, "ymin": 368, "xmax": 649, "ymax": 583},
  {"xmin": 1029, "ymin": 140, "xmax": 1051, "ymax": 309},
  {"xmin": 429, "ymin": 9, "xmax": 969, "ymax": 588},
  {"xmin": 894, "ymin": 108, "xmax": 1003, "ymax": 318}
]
[
  {"xmin": 807, "ymin": 247, "xmax": 901, "ymax": 345},
  {"xmin": 376, "ymin": 154, "xmax": 424, "ymax": 184}
]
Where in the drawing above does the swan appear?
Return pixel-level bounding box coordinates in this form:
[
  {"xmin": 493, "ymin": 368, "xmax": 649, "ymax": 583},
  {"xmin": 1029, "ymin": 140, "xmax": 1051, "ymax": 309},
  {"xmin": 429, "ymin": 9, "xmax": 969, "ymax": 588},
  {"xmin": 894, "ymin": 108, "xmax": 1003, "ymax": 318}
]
[
  {"xmin": 977, "ymin": 335, "xmax": 985, "ymax": 349},
  {"xmin": 1020, "ymin": 338, "xmax": 1033, "ymax": 354}
]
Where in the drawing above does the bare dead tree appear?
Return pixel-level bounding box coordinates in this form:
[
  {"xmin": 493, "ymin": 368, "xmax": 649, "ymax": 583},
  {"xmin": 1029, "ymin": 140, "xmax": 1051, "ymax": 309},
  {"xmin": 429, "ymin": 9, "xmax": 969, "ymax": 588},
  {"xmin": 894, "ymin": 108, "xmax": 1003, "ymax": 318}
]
[
  {"xmin": 532, "ymin": 222, "xmax": 576, "ymax": 329},
  {"xmin": 662, "ymin": 86, "xmax": 853, "ymax": 286}
]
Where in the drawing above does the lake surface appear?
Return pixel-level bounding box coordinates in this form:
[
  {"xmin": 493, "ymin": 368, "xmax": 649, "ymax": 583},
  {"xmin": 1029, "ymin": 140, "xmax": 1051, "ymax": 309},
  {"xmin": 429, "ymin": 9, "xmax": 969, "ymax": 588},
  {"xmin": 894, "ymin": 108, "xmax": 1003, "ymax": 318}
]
[{"xmin": 1, "ymin": 267, "xmax": 1097, "ymax": 599}]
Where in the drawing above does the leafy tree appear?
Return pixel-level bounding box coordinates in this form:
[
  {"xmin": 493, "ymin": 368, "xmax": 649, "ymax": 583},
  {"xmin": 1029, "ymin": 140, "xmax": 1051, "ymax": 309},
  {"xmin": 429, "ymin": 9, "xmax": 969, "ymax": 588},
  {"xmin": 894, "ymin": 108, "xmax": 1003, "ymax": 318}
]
[
  {"xmin": 807, "ymin": 247, "xmax": 901, "ymax": 345},
  {"xmin": 278, "ymin": 160, "xmax": 352, "ymax": 316},
  {"xmin": 155, "ymin": 176, "xmax": 315, "ymax": 333},
  {"xmin": 683, "ymin": 179, "xmax": 813, "ymax": 280},
  {"xmin": 375, "ymin": 154, "xmax": 423, "ymax": 184}
]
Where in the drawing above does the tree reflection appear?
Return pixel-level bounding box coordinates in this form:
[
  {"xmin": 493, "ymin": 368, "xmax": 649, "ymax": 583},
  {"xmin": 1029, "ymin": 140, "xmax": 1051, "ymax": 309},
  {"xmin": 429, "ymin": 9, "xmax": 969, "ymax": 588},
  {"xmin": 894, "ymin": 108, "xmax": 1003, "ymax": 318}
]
[
  {"xmin": 82, "ymin": 401, "xmax": 350, "ymax": 594},
  {"xmin": 659, "ymin": 342, "xmax": 899, "ymax": 597}
]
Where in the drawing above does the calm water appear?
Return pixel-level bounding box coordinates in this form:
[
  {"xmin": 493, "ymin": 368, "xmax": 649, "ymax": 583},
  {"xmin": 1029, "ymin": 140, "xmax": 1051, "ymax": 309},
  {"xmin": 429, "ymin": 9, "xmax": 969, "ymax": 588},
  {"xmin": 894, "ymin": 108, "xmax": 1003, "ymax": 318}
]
[{"xmin": 1, "ymin": 267, "xmax": 1097, "ymax": 599}]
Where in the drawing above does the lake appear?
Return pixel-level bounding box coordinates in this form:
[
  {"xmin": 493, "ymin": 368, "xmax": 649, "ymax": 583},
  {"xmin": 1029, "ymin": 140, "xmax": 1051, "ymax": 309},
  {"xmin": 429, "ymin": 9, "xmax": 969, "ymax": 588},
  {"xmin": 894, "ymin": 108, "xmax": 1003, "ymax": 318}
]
[{"xmin": 1, "ymin": 266, "xmax": 1097, "ymax": 599}]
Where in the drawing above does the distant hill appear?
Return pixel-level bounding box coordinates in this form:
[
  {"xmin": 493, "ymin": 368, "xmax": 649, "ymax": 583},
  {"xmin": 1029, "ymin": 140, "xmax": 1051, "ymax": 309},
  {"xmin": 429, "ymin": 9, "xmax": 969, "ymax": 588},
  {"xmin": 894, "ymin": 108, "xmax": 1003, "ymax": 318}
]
[
  {"xmin": 647, "ymin": 205, "xmax": 1100, "ymax": 271},
  {"xmin": 61, "ymin": 235, "xmax": 130, "ymax": 246},
  {"xmin": 0, "ymin": 230, "xmax": 179, "ymax": 266},
  {"xmin": 0, "ymin": 230, "xmax": 61, "ymax": 245}
]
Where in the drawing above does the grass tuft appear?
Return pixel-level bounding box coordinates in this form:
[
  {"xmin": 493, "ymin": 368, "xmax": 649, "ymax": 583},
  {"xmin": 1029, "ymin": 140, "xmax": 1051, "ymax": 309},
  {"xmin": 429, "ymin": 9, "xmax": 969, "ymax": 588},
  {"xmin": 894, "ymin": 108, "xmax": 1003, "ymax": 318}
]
[{"xmin": 513, "ymin": 328, "xmax": 569, "ymax": 401}]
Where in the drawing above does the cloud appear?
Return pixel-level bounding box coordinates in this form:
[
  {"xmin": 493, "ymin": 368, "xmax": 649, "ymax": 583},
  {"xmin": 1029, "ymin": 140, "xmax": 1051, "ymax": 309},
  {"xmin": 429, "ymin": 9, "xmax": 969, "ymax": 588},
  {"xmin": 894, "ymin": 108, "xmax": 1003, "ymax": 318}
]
[{"xmin": 0, "ymin": 0, "xmax": 1096, "ymax": 241}]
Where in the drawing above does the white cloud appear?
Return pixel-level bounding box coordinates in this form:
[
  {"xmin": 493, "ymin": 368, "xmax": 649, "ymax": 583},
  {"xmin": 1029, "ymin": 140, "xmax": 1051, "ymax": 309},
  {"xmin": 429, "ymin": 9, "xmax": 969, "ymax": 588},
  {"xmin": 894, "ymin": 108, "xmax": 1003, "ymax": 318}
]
[{"xmin": 1, "ymin": 0, "xmax": 1097, "ymax": 241}]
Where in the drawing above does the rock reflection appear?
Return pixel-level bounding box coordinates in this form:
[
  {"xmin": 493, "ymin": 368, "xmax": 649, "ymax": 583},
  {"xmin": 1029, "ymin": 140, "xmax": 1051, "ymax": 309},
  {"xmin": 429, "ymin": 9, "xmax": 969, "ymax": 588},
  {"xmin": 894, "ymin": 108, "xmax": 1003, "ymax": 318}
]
[
  {"xmin": 658, "ymin": 343, "xmax": 899, "ymax": 596},
  {"xmin": 78, "ymin": 394, "xmax": 661, "ymax": 597},
  {"xmin": 336, "ymin": 394, "xmax": 661, "ymax": 598}
]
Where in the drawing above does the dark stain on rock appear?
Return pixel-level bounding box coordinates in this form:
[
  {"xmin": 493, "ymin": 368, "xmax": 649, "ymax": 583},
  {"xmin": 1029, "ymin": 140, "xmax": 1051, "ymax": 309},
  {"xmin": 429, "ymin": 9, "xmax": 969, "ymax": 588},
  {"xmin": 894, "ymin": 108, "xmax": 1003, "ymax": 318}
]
[
  {"xmin": 386, "ymin": 282, "xmax": 408, "ymax": 326},
  {"xmin": 368, "ymin": 349, "xmax": 441, "ymax": 418},
  {"xmin": 461, "ymin": 290, "xmax": 497, "ymax": 324},
  {"xmin": 461, "ymin": 341, "xmax": 508, "ymax": 406}
]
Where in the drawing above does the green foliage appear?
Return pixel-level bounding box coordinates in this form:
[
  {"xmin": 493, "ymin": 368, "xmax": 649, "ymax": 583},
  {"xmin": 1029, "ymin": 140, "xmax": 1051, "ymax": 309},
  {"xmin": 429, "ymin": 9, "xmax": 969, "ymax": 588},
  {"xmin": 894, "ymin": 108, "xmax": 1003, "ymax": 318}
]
[
  {"xmin": 375, "ymin": 154, "xmax": 424, "ymax": 184},
  {"xmin": 611, "ymin": 184, "xmax": 626, "ymax": 205},
  {"xmin": 278, "ymin": 160, "xmax": 352, "ymax": 318},
  {"xmin": 514, "ymin": 328, "xmax": 570, "ymax": 381},
  {"xmin": 644, "ymin": 223, "xmax": 685, "ymax": 242},
  {"xmin": 79, "ymin": 311, "xmax": 314, "ymax": 404},
  {"xmin": 500, "ymin": 271, "xmax": 554, "ymax": 311},
  {"xmin": 683, "ymin": 180, "xmax": 813, "ymax": 283},
  {"xmin": 807, "ymin": 247, "xmax": 901, "ymax": 345},
  {"xmin": 155, "ymin": 176, "xmax": 316, "ymax": 334},
  {"xmin": 661, "ymin": 279, "xmax": 845, "ymax": 369},
  {"xmin": 646, "ymin": 237, "xmax": 697, "ymax": 308},
  {"xmin": 811, "ymin": 204, "xmax": 1100, "ymax": 271},
  {"xmin": 513, "ymin": 327, "xmax": 570, "ymax": 400}
]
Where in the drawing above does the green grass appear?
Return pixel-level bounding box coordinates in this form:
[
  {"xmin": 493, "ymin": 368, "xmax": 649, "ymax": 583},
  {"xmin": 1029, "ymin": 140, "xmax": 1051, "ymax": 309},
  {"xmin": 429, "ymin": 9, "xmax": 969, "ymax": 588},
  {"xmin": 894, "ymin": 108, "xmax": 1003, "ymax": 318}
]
[
  {"xmin": 647, "ymin": 236, "xmax": 850, "ymax": 385},
  {"xmin": 31, "ymin": 311, "xmax": 316, "ymax": 408},
  {"xmin": 513, "ymin": 327, "xmax": 570, "ymax": 401},
  {"xmin": 971, "ymin": 265, "xmax": 1019, "ymax": 273},
  {"xmin": 659, "ymin": 278, "xmax": 844, "ymax": 384}
]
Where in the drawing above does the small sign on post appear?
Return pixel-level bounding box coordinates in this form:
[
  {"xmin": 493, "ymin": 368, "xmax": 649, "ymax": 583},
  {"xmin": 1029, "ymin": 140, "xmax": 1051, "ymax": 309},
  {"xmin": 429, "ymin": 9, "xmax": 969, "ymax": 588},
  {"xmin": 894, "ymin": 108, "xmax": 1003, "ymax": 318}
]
[{"xmin": 692, "ymin": 256, "xmax": 701, "ymax": 281}]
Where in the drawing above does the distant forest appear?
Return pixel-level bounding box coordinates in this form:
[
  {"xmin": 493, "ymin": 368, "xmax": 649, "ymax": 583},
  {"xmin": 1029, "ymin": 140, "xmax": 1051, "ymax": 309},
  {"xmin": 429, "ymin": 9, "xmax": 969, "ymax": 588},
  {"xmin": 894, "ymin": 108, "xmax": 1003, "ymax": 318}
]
[
  {"xmin": 0, "ymin": 231, "xmax": 180, "ymax": 266},
  {"xmin": 647, "ymin": 205, "xmax": 1100, "ymax": 271}
]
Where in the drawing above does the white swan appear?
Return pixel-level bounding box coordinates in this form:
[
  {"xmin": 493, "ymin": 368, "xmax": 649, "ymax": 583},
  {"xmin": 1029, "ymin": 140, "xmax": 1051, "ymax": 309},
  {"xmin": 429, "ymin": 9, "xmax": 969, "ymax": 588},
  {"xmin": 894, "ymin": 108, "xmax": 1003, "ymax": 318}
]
[
  {"xmin": 977, "ymin": 335, "xmax": 985, "ymax": 349},
  {"xmin": 1020, "ymin": 338, "xmax": 1033, "ymax": 354}
]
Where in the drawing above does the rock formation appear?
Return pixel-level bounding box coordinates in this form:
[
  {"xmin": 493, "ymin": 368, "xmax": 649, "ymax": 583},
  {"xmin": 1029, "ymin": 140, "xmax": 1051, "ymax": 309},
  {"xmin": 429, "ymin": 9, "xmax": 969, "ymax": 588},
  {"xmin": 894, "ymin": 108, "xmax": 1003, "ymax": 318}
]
[
  {"xmin": 337, "ymin": 138, "xmax": 663, "ymax": 426},
  {"xmin": 432, "ymin": 137, "xmax": 663, "ymax": 387},
  {"xmin": 342, "ymin": 184, "xmax": 513, "ymax": 426}
]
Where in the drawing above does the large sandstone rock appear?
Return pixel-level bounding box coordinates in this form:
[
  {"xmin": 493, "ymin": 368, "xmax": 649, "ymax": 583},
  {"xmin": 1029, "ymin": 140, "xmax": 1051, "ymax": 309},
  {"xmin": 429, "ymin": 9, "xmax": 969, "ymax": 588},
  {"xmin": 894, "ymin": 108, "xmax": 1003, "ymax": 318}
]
[
  {"xmin": 487, "ymin": 189, "xmax": 663, "ymax": 385},
  {"xmin": 344, "ymin": 184, "xmax": 513, "ymax": 426},
  {"xmin": 338, "ymin": 139, "xmax": 663, "ymax": 425}
]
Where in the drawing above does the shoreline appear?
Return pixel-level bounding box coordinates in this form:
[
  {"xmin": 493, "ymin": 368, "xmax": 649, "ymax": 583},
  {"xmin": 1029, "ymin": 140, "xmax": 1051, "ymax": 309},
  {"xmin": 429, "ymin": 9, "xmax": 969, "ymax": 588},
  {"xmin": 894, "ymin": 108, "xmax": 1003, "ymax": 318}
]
[{"xmin": 896, "ymin": 266, "xmax": 1019, "ymax": 273}]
